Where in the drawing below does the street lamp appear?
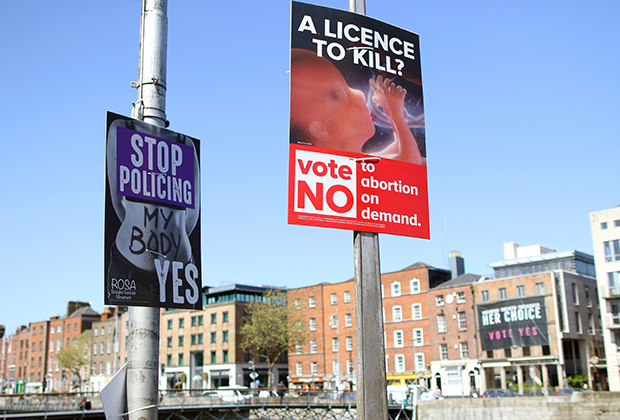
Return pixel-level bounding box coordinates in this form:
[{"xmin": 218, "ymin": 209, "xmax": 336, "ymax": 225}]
[{"xmin": 411, "ymin": 337, "xmax": 418, "ymax": 385}]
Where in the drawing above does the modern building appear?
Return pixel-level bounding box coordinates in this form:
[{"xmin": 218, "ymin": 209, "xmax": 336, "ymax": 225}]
[
  {"xmin": 475, "ymin": 242, "xmax": 604, "ymax": 393},
  {"xmin": 160, "ymin": 284, "xmax": 287, "ymax": 391},
  {"xmin": 590, "ymin": 205, "xmax": 620, "ymax": 391}
]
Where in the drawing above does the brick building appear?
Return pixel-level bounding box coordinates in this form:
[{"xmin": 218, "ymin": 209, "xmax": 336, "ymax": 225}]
[
  {"xmin": 89, "ymin": 307, "xmax": 128, "ymax": 392},
  {"xmin": 475, "ymin": 242, "xmax": 604, "ymax": 393}
]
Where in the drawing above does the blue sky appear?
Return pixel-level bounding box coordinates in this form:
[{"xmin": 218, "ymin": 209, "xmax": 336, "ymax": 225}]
[{"xmin": 0, "ymin": 0, "xmax": 618, "ymax": 334}]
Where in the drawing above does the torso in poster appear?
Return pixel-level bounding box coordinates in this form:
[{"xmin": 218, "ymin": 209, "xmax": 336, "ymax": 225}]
[
  {"xmin": 288, "ymin": 1, "xmax": 430, "ymax": 239},
  {"xmin": 104, "ymin": 112, "xmax": 202, "ymax": 309}
]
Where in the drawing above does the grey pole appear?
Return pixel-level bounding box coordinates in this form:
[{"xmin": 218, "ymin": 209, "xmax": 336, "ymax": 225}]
[
  {"xmin": 127, "ymin": 1, "xmax": 167, "ymax": 419},
  {"xmin": 350, "ymin": 1, "xmax": 388, "ymax": 418}
]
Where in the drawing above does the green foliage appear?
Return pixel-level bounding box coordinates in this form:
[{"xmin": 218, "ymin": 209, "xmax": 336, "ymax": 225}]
[
  {"xmin": 241, "ymin": 289, "xmax": 308, "ymax": 387},
  {"xmin": 56, "ymin": 332, "xmax": 91, "ymax": 390},
  {"xmin": 568, "ymin": 374, "xmax": 588, "ymax": 388}
]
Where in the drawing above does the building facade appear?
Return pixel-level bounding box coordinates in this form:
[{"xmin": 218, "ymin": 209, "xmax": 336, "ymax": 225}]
[
  {"xmin": 160, "ymin": 284, "xmax": 287, "ymax": 391},
  {"xmin": 476, "ymin": 242, "xmax": 604, "ymax": 393},
  {"xmin": 590, "ymin": 205, "xmax": 620, "ymax": 390}
]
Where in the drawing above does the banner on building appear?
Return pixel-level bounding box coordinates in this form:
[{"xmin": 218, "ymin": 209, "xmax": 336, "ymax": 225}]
[
  {"xmin": 104, "ymin": 112, "xmax": 202, "ymax": 309},
  {"xmin": 478, "ymin": 296, "xmax": 549, "ymax": 351},
  {"xmin": 287, "ymin": 1, "xmax": 429, "ymax": 239}
]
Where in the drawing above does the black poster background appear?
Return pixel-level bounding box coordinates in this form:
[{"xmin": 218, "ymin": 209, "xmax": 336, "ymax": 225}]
[
  {"xmin": 290, "ymin": 1, "xmax": 426, "ymax": 155},
  {"xmin": 104, "ymin": 112, "xmax": 202, "ymax": 309},
  {"xmin": 478, "ymin": 296, "xmax": 549, "ymax": 351}
]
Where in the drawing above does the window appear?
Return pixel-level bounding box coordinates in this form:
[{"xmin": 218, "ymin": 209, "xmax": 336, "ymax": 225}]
[
  {"xmin": 391, "ymin": 282, "xmax": 401, "ymax": 297},
  {"xmin": 166, "ymin": 355, "xmax": 172, "ymax": 366},
  {"xmin": 412, "ymin": 304, "xmax": 422, "ymax": 320},
  {"xmin": 311, "ymin": 361, "xmax": 318, "ymax": 375},
  {"xmin": 381, "ymin": 285, "xmax": 384, "ymax": 297},
  {"xmin": 602, "ymin": 222, "xmax": 608, "ymax": 229},
  {"xmin": 167, "ymin": 320, "xmax": 173, "ymax": 330},
  {"xmin": 410, "ymin": 278, "xmax": 421, "ymax": 294},
  {"xmin": 572, "ymin": 284, "xmax": 579, "ymax": 305},
  {"xmin": 585, "ymin": 286, "xmax": 591, "ymax": 307},
  {"xmin": 413, "ymin": 328, "xmax": 423, "ymax": 346},
  {"xmin": 178, "ymin": 353, "xmax": 184, "ymax": 366},
  {"xmin": 294, "ymin": 299, "xmax": 301, "ymax": 309},
  {"xmin": 588, "ymin": 314, "xmax": 595, "ymax": 334},
  {"xmin": 331, "ymin": 293, "xmax": 337, "ymax": 305},
  {"xmin": 457, "ymin": 312, "xmax": 467, "ymax": 330},
  {"xmin": 439, "ymin": 343, "xmax": 448, "ymax": 360},
  {"xmin": 392, "ymin": 306, "xmax": 402, "ymax": 322},
  {"xmin": 346, "ymin": 336, "xmax": 353, "ymax": 351},
  {"xmin": 310, "ymin": 339, "xmax": 317, "ymax": 353},
  {"xmin": 93, "ymin": 343, "xmax": 98, "ymax": 355},
  {"xmin": 191, "ymin": 316, "xmax": 197, "ymax": 327},
  {"xmin": 223, "ymin": 312, "xmax": 229, "ymax": 323},
  {"xmin": 346, "ymin": 358, "xmax": 353, "ymax": 374},
  {"xmin": 296, "ymin": 362, "xmax": 303, "ymax": 376},
  {"xmin": 436, "ymin": 295, "xmax": 444, "ymax": 306},
  {"xmin": 51, "ymin": 326, "xmax": 55, "ymax": 334},
  {"xmin": 330, "ymin": 315, "xmax": 338, "ymax": 329},
  {"xmin": 332, "ymin": 337, "xmax": 339, "ymax": 352},
  {"xmin": 504, "ymin": 348, "xmax": 512, "ymax": 358},
  {"xmin": 67, "ymin": 324, "xmax": 71, "ymax": 332},
  {"xmin": 393, "ymin": 330, "xmax": 404, "ymax": 347},
  {"xmin": 166, "ymin": 336, "xmax": 173, "ymax": 348},
  {"xmin": 516, "ymin": 285, "xmax": 525, "ymax": 298},
  {"xmin": 499, "ymin": 288, "xmax": 507, "ymax": 300},
  {"xmin": 223, "ymin": 350, "xmax": 228, "ymax": 363},
  {"xmin": 481, "ymin": 290, "xmax": 489, "ymax": 302},
  {"xmin": 344, "ymin": 291, "xmax": 351, "ymax": 303},
  {"xmin": 615, "ymin": 220, "xmax": 620, "ymax": 227},
  {"xmin": 575, "ymin": 312, "xmax": 582, "ymax": 334},
  {"xmin": 309, "ymin": 297, "xmax": 316, "ymax": 308},
  {"xmin": 345, "ymin": 313, "xmax": 352, "ymax": 327},
  {"xmin": 296, "ymin": 342, "xmax": 302, "ymax": 354},
  {"xmin": 535, "ymin": 282, "xmax": 545, "ymax": 296},
  {"xmin": 522, "ymin": 346, "xmax": 531, "ymax": 356},
  {"xmin": 609, "ymin": 272, "xmax": 620, "ymax": 295},
  {"xmin": 309, "ymin": 318, "xmax": 316, "ymax": 331},
  {"xmin": 332, "ymin": 360, "xmax": 339, "ymax": 375},
  {"xmin": 460, "ymin": 342, "xmax": 469, "ymax": 359},
  {"xmin": 211, "ymin": 351, "xmax": 216, "ymax": 364},
  {"xmin": 456, "ymin": 292, "xmax": 465, "ymax": 303},
  {"xmin": 57, "ymin": 325, "xmax": 62, "ymax": 334},
  {"xmin": 198, "ymin": 333, "xmax": 203, "ymax": 344},
  {"xmin": 179, "ymin": 318, "xmax": 184, "ymax": 329},
  {"xmin": 106, "ymin": 361, "xmax": 112, "ymax": 375},
  {"xmin": 223, "ymin": 331, "xmax": 229, "ymax": 342},
  {"xmin": 178, "ymin": 336, "xmax": 184, "ymax": 347},
  {"xmin": 211, "ymin": 332, "xmax": 216, "ymax": 344},
  {"xmin": 486, "ymin": 350, "xmax": 494, "ymax": 359},
  {"xmin": 100, "ymin": 342, "xmax": 104, "ymax": 354},
  {"xmin": 395, "ymin": 355, "xmax": 405, "ymax": 372},
  {"xmin": 198, "ymin": 315, "xmax": 203, "ymax": 326},
  {"xmin": 605, "ymin": 240, "xmax": 620, "ymax": 262},
  {"xmin": 415, "ymin": 353, "xmax": 425, "ymax": 372},
  {"xmin": 191, "ymin": 334, "xmax": 196, "ymax": 346},
  {"xmin": 437, "ymin": 314, "xmax": 446, "ymax": 333}
]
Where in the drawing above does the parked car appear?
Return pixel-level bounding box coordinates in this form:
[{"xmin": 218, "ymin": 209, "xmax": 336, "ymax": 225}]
[
  {"xmin": 482, "ymin": 389, "xmax": 516, "ymax": 398},
  {"xmin": 216, "ymin": 386, "xmax": 252, "ymax": 403},
  {"xmin": 554, "ymin": 387, "xmax": 591, "ymax": 396}
]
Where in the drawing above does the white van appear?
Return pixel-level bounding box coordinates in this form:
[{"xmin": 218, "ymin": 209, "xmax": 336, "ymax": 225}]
[{"xmin": 216, "ymin": 386, "xmax": 252, "ymax": 403}]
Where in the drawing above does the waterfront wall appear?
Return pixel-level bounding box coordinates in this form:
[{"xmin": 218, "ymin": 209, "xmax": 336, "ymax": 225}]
[{"xmin": 419, "ymin": 392, "xmax": 620, "ymax": 420}]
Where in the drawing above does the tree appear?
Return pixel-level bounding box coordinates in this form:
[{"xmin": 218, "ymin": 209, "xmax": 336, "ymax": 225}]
[
  {"xmin": 56, "ymin": 332, "xmax": 91, "ymax": 391},
  {"xmin": 240, "ymin": 289, "xmax": 308, "ymax": 388}
]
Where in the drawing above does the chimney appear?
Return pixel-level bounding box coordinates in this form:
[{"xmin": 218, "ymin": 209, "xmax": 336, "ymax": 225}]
[{"xmin": 449, "ymin": 251, "xmax": 465, "ymax": 278}]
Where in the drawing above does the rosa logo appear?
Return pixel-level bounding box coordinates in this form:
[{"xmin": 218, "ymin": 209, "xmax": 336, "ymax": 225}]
[
  {"xmin": 294, "ymin": 150, "xmax": 356, "ymax": 218},
  {"xmin": 111, "ymin": 278, "xmax": 137, "ymax": 291}
]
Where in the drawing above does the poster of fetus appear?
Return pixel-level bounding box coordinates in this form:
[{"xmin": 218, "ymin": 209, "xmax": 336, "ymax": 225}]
[
  {"xmin": 104, "ymin": 112, "xmax": 202, "ymax": 309},
  {"xmin": 288, "ymin": 1, "xmax": 430, "ymax": 239}
]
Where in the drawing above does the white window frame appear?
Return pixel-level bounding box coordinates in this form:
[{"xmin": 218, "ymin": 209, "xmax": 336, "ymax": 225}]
[
  {"xmin": 345, "ymin": 336, "xmax": 353, "ymax": 351},
  {"xmin": 295, "ymin": 342, "xmax": 302, "ymax": 354},
  {"xmin": 411, "ymin": 303, "xmax": 422, "ymax": 320},
  {"xmin": 392, "ymin": 306, "xmax": 403, "ymax": 322},
  {"xmin": 309, "ymin": 297, "xmax": 316, "ymax": 308},
  {"xmin": 437, "ymin": 314, "xmax": 446, "ymax": 333},
  {"xmin": 460, "ymin": 341, "xmax": 469, "ymax": 359},
  {"xmin": 395, "ymin": 354, "xmax": 406, "ymax": 373},
  {"xmin": 457, "ymin": 312, "xmax": 467, "ymax": 330},
  {"xmin": 296, "ymin": 362, "xmax": 303, "ymax": 376},
  {"xmin": 436, "ymin": 295, "xmax": 444, "ymax": 306},
  {"xmin": 332, "ymin": 337, "xmax": 339, "ymax": 352},
  {"xmin": 439, "ymin": 343, "xmax": 448, "ymax": 360},
  {"xmin": 344, "ymin": 313, "xmax": 352, "ymax": 327},
  {"xmin": 393, "ymin": 330, "xmax": 404, "ymax": 348},
  {"xmin": 410, "ymin": 278, "xmax": 421, "ymax": 294},
  {"xmin": 499, "ymin": 288, "xmax": 507, "ymax": 300},
  {"xmin": 415, "ymin": 353, "xmax": 425, "ymax": 372},
  {"xmin": 391, "ymin": 282, "xmax": 401, "ymax": 297},
  {"xmin": 330, "ymin": 315, "xmax": 338, "ymax": 329},
  {"xmin": 331, "ymin": 293, "xmax": 337, "ymax": 305},
  {"xmin": 311, "ymin": 361, "xmax": 318, "ymax": 375},
  {"xmin": 344, "ymin": 291, "xmax": 351, "ymax": 303},
  {"xmin": 413, "ymin": 328, "xmax": 423, "ymax": 346},
  {"xmin": 310, "ymin": 339, "xmax": 317, "ymax": 353},
  {"xmin": 309, "ymin": 318, "xmax": 316, "ymax": 331},
  {"xmin": 456, "ymin": 291, "xmax": 466, "ymax": 303},
  {"xmin": 481, "ymin": 290, "xmax": 489, "ymax": 302}
]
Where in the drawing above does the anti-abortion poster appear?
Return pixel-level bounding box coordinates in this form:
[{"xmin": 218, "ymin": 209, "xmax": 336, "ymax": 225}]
[
  {"xmin": 478, "ymin": 296, "xmax": 550, "ymax": 351},
  {"xmin": 288, "ymin": 1, "xmax": 429, "ymax": 239},
  {"xmin": 105, "ymin": 112, "xmax": 202, "ymax": 309}
]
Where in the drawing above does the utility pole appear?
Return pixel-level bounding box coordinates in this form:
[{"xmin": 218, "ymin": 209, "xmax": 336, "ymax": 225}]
[{"xmin": 126, "ymin": 1, "xmax": 167, "ymax": 419}]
